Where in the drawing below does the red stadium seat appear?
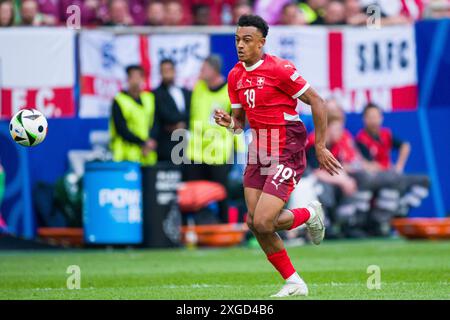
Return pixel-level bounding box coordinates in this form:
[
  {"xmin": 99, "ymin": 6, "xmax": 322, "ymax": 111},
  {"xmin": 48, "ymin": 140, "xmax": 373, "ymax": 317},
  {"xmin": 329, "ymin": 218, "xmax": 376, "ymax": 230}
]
[
  {"xmin": 177, "ymin": 180, "xmax": 227, "ymax": 213},
  {"xmin": 392, "ymin": 218, "xmax": 450, "ymax": 240},
  {"xmin": 37, "ymin": 228, "xmax": 84, "ymax": 247},
  {"xmin": 180, "ymin": 223, "xmax": 248, "ymax": 247}
]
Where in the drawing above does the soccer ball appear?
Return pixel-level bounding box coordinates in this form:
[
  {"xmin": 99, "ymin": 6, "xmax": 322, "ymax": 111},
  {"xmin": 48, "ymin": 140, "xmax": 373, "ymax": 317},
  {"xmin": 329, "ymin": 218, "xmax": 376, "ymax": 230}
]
[{"xmin": 9, "ymin": 109, "xmax": 48, "ymax": 147}]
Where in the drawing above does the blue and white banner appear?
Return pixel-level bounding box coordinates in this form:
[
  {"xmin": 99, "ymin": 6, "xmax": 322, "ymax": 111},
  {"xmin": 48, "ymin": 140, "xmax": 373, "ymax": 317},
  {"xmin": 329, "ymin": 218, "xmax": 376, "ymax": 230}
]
[{"xmin": 79, "ymin": 31, "xmax": 210, "ymax": 118}]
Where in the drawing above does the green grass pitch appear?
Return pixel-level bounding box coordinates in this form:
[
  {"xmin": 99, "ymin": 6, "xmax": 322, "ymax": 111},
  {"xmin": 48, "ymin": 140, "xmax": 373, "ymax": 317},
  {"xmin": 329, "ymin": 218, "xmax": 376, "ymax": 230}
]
[{"xmin": 0, "ymin": 239, "xmax": 449, "ymax": 300}]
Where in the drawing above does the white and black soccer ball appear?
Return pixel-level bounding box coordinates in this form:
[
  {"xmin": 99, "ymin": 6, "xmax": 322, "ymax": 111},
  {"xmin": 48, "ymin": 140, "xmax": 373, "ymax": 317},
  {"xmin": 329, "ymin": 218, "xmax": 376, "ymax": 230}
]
[{"xmin": 9, "ymin": 109, "xmax": 48, "ymax": 147}]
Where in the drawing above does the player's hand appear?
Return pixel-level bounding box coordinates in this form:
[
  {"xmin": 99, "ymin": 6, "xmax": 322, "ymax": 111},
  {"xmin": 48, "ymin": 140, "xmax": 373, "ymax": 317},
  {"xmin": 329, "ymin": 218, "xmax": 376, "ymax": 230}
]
[
  {"xmin": 316, "ymin": 146, "xmax": 343, "ymax": 176},
  {"xmin": 214, "ymin": 109, "xmax": 232, "ymax": 128}
]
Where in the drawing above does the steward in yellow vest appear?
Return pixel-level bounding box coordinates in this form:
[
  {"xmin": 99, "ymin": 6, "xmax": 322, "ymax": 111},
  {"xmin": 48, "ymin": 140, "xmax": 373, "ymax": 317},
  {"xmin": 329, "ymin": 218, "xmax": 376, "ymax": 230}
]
[
  {"xmin": 187, "ymin": 58, "xmax": 245, "ymax": 165},
  {"xmin": 109, "ymin": 65, "xmax": 157, "ymax": 166},
  {"xmin": 185, "ymin": 56, "xmax": 245, "ymax": 223}
]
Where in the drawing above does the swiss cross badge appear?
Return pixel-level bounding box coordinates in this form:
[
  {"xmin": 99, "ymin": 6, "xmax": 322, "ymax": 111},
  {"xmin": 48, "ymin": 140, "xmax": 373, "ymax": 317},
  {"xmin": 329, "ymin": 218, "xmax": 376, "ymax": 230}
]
[
  {"xmin": 237, "ymin": 79, "xmax": 243, "ymax": 89},
  {"xmin": 257, "ymin": 77, "xmax": 265, "ymax": 88}
]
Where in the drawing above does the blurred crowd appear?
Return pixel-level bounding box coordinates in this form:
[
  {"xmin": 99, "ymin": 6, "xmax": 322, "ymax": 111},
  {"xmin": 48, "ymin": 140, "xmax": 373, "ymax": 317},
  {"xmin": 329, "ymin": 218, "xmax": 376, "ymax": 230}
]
[
  {"xmin": 1, "ymin": 0, "xmax": 449, "ymax": 28},
  {"xmin": 299, "ymin": 101, "xmax": 430, "ymax": 239}
]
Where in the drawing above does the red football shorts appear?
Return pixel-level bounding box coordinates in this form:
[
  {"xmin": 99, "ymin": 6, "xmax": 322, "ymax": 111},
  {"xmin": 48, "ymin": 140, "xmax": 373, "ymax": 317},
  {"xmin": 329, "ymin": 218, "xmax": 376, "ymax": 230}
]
[{"xmin": 243, "ymin": 123, "xmax": 308, "ymax": 202}]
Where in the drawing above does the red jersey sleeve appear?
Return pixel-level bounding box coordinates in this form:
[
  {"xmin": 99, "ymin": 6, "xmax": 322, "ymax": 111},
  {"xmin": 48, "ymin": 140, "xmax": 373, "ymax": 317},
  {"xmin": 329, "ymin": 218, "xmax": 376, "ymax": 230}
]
[
  {"xmin": 276, "ymin": 62, "xmax": 310, "ymax": 100},
  {"xmin": 227, "ymin": 69, "xmax": 242, "ymax": 109}
]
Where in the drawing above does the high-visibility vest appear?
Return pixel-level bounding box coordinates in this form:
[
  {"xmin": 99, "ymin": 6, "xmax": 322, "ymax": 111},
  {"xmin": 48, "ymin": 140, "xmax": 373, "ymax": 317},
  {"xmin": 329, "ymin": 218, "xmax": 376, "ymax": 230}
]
[
  {"xmin": 298, "ymin": 3, "xmax": 319, "ymax": 24},
  {"xmin": 109, "ymin": 91, "xmax": 157, "ymax": 166},
  {"xmin": 187, "ymin": 81, "xmax": 245, "ymax": 165}
]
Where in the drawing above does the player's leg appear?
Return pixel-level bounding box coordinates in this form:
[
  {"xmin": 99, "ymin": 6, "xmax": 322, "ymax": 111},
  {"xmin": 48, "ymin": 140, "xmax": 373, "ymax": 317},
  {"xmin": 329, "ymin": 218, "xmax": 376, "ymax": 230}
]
[
  {"xmin": 249, "ymin": 188, "xmax": 307, "ymax": 232},
  {"xmin": 262, "ymin": 165, "xmax": 326, "ymax": 245},
  {"xmin": 250, "ymin": 191, "xmax": 286, "ymax": 254},
  {"xmin": 244, "ymin": 188, "xmax": 313, "ymax": 297},
  {"xmin": 245, "ymin": 187, "xmax": 294, "ymax": 286},
  {"xmin": 252, "ymin": 192, "xmax": 323, "ymax": 254},
  {"xmin": 263, "ymin": 124, "xmax": 325, "ymax": 244},
  {"xmin": 245, "ymin": 188, "xmax": 290, "ymax": 274},
  {"xmin": 243, "ymin": 160, "xmax": 312, "ymax": 296},
  {"xmin": 250, "ymin": 192, "xmax": 309, "ymax": 297},
  {"xmin": 243, "ymin": 187, "xmax": 262, "ymax": 231},
  {"xmin": 243, "ymin": 162, "xmax": 266, "ymax": 231}
]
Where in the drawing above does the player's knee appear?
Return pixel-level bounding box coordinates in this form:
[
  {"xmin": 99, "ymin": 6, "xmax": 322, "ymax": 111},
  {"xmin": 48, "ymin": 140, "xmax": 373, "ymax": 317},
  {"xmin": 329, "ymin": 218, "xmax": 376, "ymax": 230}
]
[
  {"xmin": 253, "ymin": 219, "xmax": 274, "ymax": 234},
  {"xmin": 246, "ymin": 214, "xmax": 256, "ymax": 232}
]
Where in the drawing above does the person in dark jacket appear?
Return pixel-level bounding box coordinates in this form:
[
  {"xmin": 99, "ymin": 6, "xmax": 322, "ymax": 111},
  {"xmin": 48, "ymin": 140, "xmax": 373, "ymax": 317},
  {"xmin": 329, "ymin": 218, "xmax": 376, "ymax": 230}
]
[{"xmin": 153, "ymin": 59, "xmax": 191, "ymax": 163}]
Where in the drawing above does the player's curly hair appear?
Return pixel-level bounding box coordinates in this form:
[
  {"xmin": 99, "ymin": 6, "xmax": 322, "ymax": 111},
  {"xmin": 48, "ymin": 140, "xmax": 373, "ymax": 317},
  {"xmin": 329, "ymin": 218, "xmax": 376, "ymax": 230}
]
[{"xmin": 237, "ymin": 14, "xmax": 269, "ymax": 38}]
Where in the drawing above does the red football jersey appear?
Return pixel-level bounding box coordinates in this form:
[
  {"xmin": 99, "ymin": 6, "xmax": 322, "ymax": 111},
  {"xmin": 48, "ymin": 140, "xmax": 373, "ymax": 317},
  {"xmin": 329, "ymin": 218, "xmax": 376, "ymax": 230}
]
[
  {"xmin": 227, "ymin": 54, "xmax": 310, "ymax": 128},
  {"xmin": 356, "ymin": 128, "xmax": 393, "ymax": 170}
]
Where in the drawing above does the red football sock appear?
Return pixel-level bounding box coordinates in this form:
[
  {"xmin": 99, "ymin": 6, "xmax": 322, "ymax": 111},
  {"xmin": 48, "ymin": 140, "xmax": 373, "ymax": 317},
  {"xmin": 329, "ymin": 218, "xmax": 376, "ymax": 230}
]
[
  {"xmin": 267, "ymin": 249, "xmax": 296, "ymax": 280},
  {"xmin": 288, "ymin": 208, "xmax": 311, "ymax": 230}
]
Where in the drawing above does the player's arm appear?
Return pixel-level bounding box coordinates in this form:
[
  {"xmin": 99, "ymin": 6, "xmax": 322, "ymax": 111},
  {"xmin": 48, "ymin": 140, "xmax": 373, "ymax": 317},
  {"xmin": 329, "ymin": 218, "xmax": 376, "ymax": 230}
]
[
  {"xmin": 299, "ymin": 87, "xmax": 343, "ymax": 175},
  {"xmin": 276, "ymin": 63, "xmax": 342, "ymax": 175},
  {"xmin": 215, "ymin": 70, "xmax": 245, "ymax": 132},
  {"xmin": 214, "ymin": 107, "xmax": 245, "ymax": 132}
]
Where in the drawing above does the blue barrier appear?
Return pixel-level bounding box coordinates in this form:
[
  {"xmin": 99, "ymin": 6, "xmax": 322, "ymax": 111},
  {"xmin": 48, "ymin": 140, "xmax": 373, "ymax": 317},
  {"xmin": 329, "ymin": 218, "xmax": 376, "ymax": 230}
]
[
  {"xmin": 83, "ymin": 161, "xmax": 142, "ymax": 244},
  {"xmin": 416, "ymin": 19, "xmax": 450, "ymax": 109},
  {"xmin": 0, "ymin": 123, "xmax": 34, "ymax": 238},
  {"xmin": 416, "ymin": 19, "xmax": 448, "ymax": 217}
]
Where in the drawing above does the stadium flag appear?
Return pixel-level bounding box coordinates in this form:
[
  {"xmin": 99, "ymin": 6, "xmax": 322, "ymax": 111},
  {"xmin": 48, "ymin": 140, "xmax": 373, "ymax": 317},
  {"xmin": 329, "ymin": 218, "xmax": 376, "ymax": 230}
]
[
  {"xmin": 148, "ymin": 34, "xmax": 210, "ymax": 90},
  {"xmin": 79, "ymin": 31, "xmax": 142, "ymax": 118},
  {"xmin": 79, "ymin": 32, "xmax": 210, "ymax": 118},
  {"xmin": 0, "ymin": 28, "xmax": 76, "ymax": 119},
  {"xmin": 265, "ymin": 25, "xmax": 417, "ymax": 113}
]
